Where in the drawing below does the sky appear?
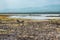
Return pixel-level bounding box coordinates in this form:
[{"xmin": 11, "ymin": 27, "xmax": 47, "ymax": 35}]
[{"xmin": 0, "ymin": 0, "xmax": 60, "ymax": 12}]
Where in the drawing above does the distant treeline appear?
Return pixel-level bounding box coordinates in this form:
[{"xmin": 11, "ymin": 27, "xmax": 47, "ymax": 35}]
[{"xmin": 0, "ymin": 12, "xmax": 60, "ymax": 14}]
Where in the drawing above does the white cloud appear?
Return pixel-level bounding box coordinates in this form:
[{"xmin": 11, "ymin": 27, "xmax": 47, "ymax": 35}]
[
  {"xmin": 0, "ymin": 0, "xmax": 6, "ymax": 10},
  {"xmin": 1, "ymin": 0, "xmax": 60, "ymax": 9},
  {"xmin": 0, "ymin": 0, "xmax": 60, "ymax": 12},
  {"xmin": 5, "ymin": 0, "xmax": 48, "ymax": 9}
]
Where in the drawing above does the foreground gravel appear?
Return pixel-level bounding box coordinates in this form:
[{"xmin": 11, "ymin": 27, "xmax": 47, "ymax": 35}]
[{"xmin": 0, "ymin": 19, "xmax": 60, "ymax": 40}]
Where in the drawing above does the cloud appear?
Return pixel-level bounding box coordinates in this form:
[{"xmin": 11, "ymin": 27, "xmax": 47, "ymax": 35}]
[
  {"xmin": 0, "ymin": 0, "xmax": 60, "ymax": 12},
  {"xmin": 5, "ymin": 0, "xmax": 48, "ymax": 9},
  {"xmin": 0, "ymin": 0, "xmax": 6, "ymax": 10}
]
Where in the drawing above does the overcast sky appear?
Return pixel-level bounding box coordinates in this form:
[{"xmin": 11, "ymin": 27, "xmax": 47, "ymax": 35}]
[{"xmin": 0, "ymin": 0, "xmax": 60, "ymax": 12}]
